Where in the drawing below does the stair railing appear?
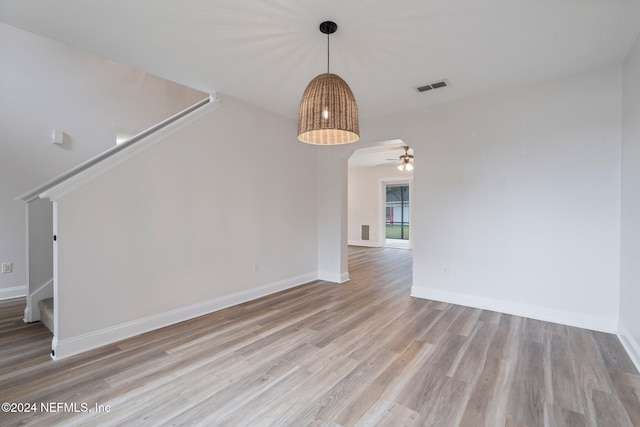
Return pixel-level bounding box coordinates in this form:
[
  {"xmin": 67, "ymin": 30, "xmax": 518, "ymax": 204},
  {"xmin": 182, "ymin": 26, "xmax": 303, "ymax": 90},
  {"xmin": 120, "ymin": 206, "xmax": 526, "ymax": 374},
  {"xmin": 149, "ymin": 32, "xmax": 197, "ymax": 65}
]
[{"xmin": 18, "ymin": 94, "xmax": 217, "ymax": 203}]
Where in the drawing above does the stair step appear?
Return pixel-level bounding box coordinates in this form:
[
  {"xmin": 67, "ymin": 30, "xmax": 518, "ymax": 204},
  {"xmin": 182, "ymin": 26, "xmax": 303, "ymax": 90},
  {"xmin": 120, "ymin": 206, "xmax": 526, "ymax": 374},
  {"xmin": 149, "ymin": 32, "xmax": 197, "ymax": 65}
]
[{"xmin": 38, "ymin": 298, "xmax": 54, "ymax": 333}]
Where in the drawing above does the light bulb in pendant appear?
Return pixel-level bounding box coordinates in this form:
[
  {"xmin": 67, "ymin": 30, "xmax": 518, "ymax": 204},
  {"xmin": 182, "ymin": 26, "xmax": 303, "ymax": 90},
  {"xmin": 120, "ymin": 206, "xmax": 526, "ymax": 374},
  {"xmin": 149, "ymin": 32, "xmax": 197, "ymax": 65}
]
[{"xmin": 322, "ymin": 108, "xmax": 329, "ymax": 119}]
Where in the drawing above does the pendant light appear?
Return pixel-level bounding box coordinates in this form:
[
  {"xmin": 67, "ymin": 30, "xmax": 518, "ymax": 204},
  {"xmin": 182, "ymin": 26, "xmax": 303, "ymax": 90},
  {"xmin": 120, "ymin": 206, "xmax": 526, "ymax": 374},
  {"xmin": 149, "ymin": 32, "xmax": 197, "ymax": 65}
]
[{"xmin": 298, "ymin": 21, "xmax": 359, "ymax": 145}]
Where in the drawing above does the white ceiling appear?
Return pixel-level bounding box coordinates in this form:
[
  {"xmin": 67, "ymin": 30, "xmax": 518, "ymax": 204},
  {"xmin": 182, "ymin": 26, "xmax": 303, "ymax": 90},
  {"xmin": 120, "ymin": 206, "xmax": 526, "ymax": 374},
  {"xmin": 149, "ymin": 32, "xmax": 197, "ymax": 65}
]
[
  {"xmin": 2, "ymin": 0, "xmax": 640, "ymax": 123},
  {"xmin": 348, "ymin": 141, "xmax": 413, "ymax": 169}
]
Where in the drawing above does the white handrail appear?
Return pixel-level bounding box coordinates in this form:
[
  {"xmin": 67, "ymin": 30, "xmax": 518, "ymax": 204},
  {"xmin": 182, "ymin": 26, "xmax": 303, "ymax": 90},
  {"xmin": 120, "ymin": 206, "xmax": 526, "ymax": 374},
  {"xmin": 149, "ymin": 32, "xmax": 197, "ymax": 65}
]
[{"xmin": 17, "ymin": 95, "xmax": 216, "ymax": 203}]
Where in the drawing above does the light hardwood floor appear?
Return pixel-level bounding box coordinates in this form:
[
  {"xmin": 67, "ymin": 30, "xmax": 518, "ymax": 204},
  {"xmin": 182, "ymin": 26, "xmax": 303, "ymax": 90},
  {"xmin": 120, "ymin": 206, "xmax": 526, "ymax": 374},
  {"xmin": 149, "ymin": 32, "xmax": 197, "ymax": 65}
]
[{"xmin": 1, "ymin": 246, "xmax": 639, "ymax": 426}]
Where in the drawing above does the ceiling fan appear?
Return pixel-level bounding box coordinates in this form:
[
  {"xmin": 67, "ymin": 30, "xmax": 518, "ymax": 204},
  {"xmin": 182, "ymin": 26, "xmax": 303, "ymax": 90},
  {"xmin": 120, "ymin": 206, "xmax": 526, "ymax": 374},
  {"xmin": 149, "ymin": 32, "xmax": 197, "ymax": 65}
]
[{"xmin": 381, "ymin": 146, "xmax": 414, "ymax": 171}]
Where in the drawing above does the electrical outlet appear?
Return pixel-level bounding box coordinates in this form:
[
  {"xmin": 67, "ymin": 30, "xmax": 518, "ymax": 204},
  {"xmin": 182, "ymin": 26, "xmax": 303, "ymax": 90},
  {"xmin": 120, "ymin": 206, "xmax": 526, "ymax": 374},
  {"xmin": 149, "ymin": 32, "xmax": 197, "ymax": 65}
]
[
  {"xmin": 252, "ymin": 263, "xmax": 260, "ymax": 273},
  {"xmin": 1, "ymin": 263, "xmax": 12, "ymax": 274}
]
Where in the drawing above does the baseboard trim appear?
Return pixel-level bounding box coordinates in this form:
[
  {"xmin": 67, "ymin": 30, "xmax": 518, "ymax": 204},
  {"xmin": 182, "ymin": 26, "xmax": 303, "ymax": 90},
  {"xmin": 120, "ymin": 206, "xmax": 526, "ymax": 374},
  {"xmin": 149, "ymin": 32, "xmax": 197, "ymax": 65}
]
[
  {"xmin": 317, "ymin": 271, "xmax": 350, "ymax": 284},
  {"xmin": 348, "ymin": 240, "xmax": 381, "ymax": 248},
  {"xmin": 24, "ymin": 278, "xmax": 54, "ymax": 322},
  {"xmin": 0, "ymin": 285, "xmax": 27, "ymax": 301},
  {"xmin": 410, "ymin": 286, "xmax": 617, "ymax": 333},
  {"xmin": 618, "ymin": 322, "xmax": 640, "ymax": 373},
  {"xmin": 51, "ymin": 272, "xmax": 317, "ymax": 360}
]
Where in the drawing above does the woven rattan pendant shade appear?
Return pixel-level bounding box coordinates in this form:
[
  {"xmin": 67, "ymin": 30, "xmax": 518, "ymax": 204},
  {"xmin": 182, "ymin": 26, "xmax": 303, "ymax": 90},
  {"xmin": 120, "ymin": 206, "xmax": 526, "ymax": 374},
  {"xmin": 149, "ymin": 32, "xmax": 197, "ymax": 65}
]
[
  {"xmin": 298, "ymin": 73, "xmax": 359, "ymax": 145},
  {"xmin": 297, "ymin": 21, "xmax": 359, "ymax": 145}
]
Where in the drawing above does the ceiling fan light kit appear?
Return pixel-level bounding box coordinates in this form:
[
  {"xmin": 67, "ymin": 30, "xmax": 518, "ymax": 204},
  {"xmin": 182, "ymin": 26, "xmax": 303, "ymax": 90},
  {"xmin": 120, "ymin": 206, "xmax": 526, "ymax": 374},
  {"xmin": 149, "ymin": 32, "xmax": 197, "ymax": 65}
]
[
  {"xmin": 298, "ymin": 21, "xmax": 359, "ymax": 145},
  {"xmin": 397, "ymin": 146, "xmax": 414, "ymax": 171},
  {"xmin": 398, "ymin": 160, "xmax": 414, "ymax": 172}
]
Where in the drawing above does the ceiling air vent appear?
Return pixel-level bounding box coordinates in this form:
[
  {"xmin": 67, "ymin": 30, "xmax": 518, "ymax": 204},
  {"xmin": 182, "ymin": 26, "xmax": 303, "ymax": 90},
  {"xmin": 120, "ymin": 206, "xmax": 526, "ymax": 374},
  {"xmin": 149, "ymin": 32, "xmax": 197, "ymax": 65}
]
[{"xmin": 417, "ymin": 79, "xmax": 450, "ymax": 93}]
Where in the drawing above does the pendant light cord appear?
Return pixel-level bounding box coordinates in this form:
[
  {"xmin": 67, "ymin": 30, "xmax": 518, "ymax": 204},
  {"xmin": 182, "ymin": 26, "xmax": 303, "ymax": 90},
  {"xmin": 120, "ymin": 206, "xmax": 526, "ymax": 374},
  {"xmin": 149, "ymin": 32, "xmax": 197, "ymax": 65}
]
[{"xmin": 327, "ymin": 32, "xmax": 330, "ymax": 74}]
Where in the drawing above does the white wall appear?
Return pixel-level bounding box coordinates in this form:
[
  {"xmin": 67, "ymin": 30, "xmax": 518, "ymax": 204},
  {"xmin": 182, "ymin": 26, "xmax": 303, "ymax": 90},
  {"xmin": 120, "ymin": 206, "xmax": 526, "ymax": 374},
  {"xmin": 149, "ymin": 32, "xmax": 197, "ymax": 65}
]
[
  {"xmin": 359, "ymin": 66, "xmax": 622, "ymax": 332},
  {"xmin": 348, "ymin": 164, "xmax": 412, "ymax": 246},
  {"xmin": 0, "ymin": 24, "xmax": 205, "ymax": 297},
  {"xmin": 317, "ymin": 149, "xmax": 349, "ymax": 283},
  {"xmin": 620, "ymin": 35, "xmax": 640, "ymax": 369},
  {"xmin": 50, "ymin": 95, "xmax": 317, "ymax": 357},
  {"xmin": 27, "ymin": 198, "xmax": 53, "ymax": 292}
]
